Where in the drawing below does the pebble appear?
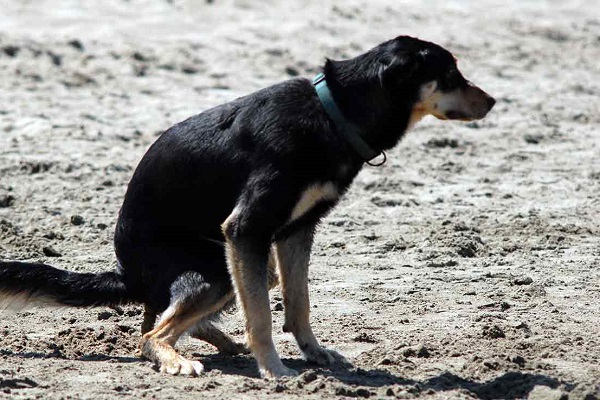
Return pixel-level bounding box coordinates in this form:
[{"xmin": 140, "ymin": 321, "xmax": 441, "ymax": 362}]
[
  {"xmin": 301, "ymin": 371, "xmax": 317, "ymax": 384},
  {"xmin": 42, "ymin": 246, "xmax": 62, "ymax": 257},
  {"xmin": 514, "ymin": 276, "xmax": 533, "ymax": 285},
  {"xmin": 97, "ymin": 311, "xmax": 112, "ymax": 320},
  {"xmin": 71, "ymin": 215, "xmax": 85, "ymax": 225},
  {"xmin": 0, "ymin": 194, "xmax": 15, "ymax": 208}
]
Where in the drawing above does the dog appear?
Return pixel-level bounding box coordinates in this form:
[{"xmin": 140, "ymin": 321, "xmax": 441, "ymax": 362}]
[{"xmin": 0, "ymin": 35, "xmax": 495, "ymax": 378}]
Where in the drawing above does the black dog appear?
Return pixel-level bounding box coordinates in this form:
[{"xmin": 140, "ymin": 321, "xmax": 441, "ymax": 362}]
[{"xmin": 0, "ymin": 36, "xmax": 494, "ymax": 378}]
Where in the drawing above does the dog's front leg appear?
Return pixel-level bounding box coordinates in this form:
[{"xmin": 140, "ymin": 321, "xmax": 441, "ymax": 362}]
[
  {"xmin": 275, "ymin": 226, "xmax": 349, "ymax": 367},
  {"xmin": 222, "ymin": 211, "xmax": 297, "ymax": 378}
]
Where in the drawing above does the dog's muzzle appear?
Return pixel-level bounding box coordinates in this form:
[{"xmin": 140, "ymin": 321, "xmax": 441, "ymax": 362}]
[{"xmin": 444, "ymin": 84, "xmax": 496, "ymax": 121}]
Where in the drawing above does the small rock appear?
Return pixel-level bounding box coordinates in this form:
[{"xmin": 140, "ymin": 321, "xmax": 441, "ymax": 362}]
[
  {"xmin": 482, "ymin": 359, "xmax": 499, "ymax": 370},
  {"xmin": 47, "ymin": 51, "xmax": 62, "ymax": 66},
  {"xmin": 71, "ymin": 215, "xmax": 85, "ymax": 225},
  {"xmin": 273, "ymin": 383, "xmax": 286, "ymax": 393},
  {"xmin": 0, "ymin": 194, "xmax": 15, "ymax": 208},
  {"xmin": 42, "ymin": 246, "xmax": 62, "ymax": 257},
  {"xmin": 110, "ymin": 305, "xmax": 124, "ymax": 315},
  {"xmin": 117, "ymin": 324, "xmax": 134, "ymax": 333},
  {"xmin": 285, "ymin": 66, "xmax": 300, "ymax": 76},
  {"xmin": 514, "ymin": 276, "xmax": 533, "ymax": 285},
  {"xmin": 68, "ymin": 39, "xmax": 85, "ymax": 51},
  {"xmin": 402, "ymin": 347, "xmax": 416, "ymax": 357},
  {"xmin": 181, "ymin": 66, "xmax": 199, "ymax": 74},
  {"xmin": 378, "ymin": 357, "xmax": 393, "ymax": 365},
  {"xmin": 335, "ymin": 386, "xmax": 353, "ymax": 397},
  {"xmin": 97, "ymin": 311, "xmax": 112, "ymax": 320},
  {"xmin": 524, "ymin": 134, "xmax": 543, "ymax": 144},
  {"xmin": 301, "ymin": 370, "xmax": 318, "ymax": 384},
  {"xmin": 509, "ymin": 354, "xmax": 526, "ymax": 367},
  {"xmin": 482, "ymin": 324, "xmax": 506, "ymax": 339},
  {"xmin": 353, "ymin": 332, "xmax": 377, "ymax": 343},
  {"xmin": 402, "ymin": 344, "xmax": 431, "ymax": 358},
  {"xmin": 415, "ymin": 345, "xmax": 431, "ymax": 358},
  {"xmin": 2, "ymin": 45, "xmax": 20, "ymax": 57},
  {"xmin": 132, "ymin": 51, "xmax": 149, "ymax": 62},
  {"xmin": 425, "ymin": 137, "xmax": 459, "ymax": 148},
  {"xmin": 456, "ymin": 239, "xmax": 481, "ymax": 257}
]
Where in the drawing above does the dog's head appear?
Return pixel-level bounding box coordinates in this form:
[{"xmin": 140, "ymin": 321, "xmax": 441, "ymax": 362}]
[{"xmin": 377, "ymin": 36, "xmax": 495, "ymax": 127}]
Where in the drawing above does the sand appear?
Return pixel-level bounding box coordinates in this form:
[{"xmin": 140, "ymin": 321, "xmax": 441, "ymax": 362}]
[{"xmin": 0, "ymin": 0, "xmax": 599, "ymax": 399}]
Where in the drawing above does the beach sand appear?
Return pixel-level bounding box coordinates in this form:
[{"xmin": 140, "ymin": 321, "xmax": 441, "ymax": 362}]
[{"xmin": 0, "ymin": 1, "xmax": 598, "ymax": 398}]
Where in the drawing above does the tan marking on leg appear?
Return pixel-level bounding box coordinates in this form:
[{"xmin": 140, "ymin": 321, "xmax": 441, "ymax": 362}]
[
  {"xmin": 275, "ymin": 229, "xmax": 348, "ymax": 367},
  {"xmin": 222, "ymin": 211, "xmax": 295, "ymax": 378},
  {"xmin": 139, "ymin": 295, "xmax": 231, "ymax": 376},
  {"xmin": 289, "ymin": 182, "xmax": 338, "ymax": 222}
]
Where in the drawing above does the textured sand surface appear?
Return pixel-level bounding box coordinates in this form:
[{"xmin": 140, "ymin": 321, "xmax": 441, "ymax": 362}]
[{"xmin": 0, "ymin": 1, "xmax": 599, "ymax": 399}]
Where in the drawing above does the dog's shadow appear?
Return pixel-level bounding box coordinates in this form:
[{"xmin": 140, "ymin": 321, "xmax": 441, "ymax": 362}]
[
  {"xmin": 3, "ymin": 349, "xmax": 571, "ymax": 399},
  {"xmin": 202, "ymin": 355, "xmax": 570, "ymax": 400}
]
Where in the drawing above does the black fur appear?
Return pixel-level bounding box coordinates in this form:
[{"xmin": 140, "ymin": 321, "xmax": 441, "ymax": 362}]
[
  {"xmin": 0, "ymin": 261, "xmax": 128, "ymax": 307},
  {"xmin": 0, "ymin": 36, "xmax": 493, "ymax": 347}
]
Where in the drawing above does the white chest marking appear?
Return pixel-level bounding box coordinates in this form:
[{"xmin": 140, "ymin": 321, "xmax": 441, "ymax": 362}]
[{"xmin": 289, "ymin": 182, "xmax": 339, "ymax": 222}]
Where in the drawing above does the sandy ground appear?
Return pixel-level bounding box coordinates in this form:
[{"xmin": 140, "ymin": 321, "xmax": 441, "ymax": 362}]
[{"xmin": 0, "ymin": 0, "xmax": 599, "ymax": 399}]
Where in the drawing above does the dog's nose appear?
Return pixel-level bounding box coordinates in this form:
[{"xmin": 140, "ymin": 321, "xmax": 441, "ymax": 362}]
[{"xmin": 486, "ymin": 96, "xmax": 496, "ymax": 110}]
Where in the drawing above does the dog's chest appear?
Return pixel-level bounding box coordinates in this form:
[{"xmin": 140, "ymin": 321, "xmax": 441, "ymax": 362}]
[{"xmin": 288, "ymin": 182, "xmax": 340, "ymax": 224}]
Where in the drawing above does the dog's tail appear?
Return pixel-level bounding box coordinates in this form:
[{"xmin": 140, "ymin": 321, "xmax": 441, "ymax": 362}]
[{"xmin": 0, "ymin": 261, "xmax": 133, "ymax": 311}]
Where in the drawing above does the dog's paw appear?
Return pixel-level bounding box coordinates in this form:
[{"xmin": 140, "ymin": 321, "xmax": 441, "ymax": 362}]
[
  {"xmin": 159, "ymin": 356, "xmax": 204, "ymax": 376},
  {"xmin": 303, "ymin": 346, "xmax": 351, "ymax": 367},
  {"xmin": 218, "ymin": 341, "xmax": 251, "ymax": 356},
  {"xmin": 260, "ymin": 364, "xmax": 299, "ymax": 379}
]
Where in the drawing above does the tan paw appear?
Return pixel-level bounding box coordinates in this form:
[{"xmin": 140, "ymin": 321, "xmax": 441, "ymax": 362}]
[
  {"xmin": 159, "ymin": 356, "xmax": 204, "ymax": 376},
  {"xmin": 303, "ymin": 346, "xmax": 350, "ymax": 367},
  {"xmin": 260, "ymin": 364, "xmax": 299, "ymax": 379}
]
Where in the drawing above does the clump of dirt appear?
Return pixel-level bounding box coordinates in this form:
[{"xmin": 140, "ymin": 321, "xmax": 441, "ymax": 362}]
[{"xmin": 2, "ymin": 325, "xmax": 139, "ymax": 360}]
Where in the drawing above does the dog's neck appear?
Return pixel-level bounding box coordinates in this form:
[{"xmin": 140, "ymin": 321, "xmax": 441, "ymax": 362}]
[{"xmin": 323, "ymin": 58, "xmax": 414, "ymax": 152}]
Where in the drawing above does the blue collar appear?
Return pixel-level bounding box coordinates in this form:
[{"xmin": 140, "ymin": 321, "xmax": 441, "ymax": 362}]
[{"xmin": 312, "ymin": 73, "xmax": 385, "ymax": 165}]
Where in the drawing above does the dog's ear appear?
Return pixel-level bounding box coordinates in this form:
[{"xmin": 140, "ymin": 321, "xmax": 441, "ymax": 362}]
[{"xmin": 378, "ymin": 53, "xmax": 419, "ymax": 88}]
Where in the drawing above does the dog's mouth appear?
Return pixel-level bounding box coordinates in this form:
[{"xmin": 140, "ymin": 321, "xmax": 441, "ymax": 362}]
[
  {"xmin": 444, "ymin": 110, "xmax": 472, "ymax": 121},
  {"xmin": 439, "ymin": 106, "xmax": 493, "ymax": 121}
]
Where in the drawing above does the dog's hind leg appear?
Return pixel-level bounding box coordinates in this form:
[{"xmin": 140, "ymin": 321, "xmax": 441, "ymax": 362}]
[
  {"xmin": 190, "ymin": 321, "xmax": 250, "ymax": 355},
  {"xmin": 275, "ymin": 225, "xmax": 349, "ymax": 367},
  {"xmin": 139, "ymin": 272, "xmax": 233, "ymax": 376}
]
